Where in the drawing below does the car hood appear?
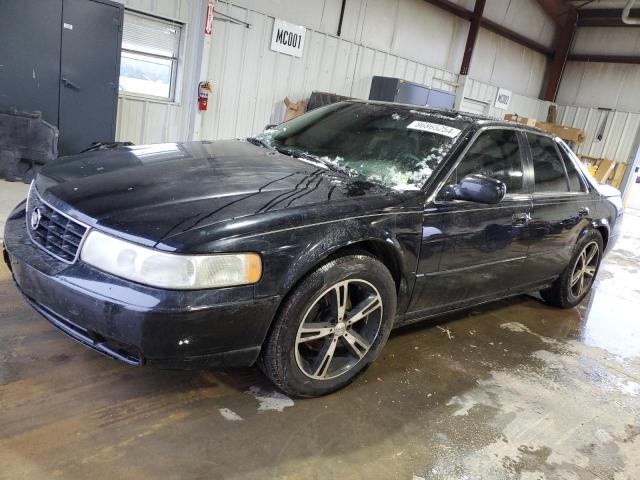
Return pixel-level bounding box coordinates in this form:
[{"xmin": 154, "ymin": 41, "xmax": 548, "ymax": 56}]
[{"xmin": 35, "ymin": 140, "xmax": 410, "ymax": 247}]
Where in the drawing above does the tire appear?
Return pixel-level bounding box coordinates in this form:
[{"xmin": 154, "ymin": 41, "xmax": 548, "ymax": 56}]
[
  {"xmin": 260, "ymin": 253, "xmax": 397, "ymax": 397},
  {"xmin": 540, "ymin": 229, "xmax": 603, "ymax": 309}
]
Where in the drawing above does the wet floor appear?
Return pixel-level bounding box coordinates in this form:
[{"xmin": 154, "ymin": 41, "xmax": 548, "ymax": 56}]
[{"xmin": 1, "ymin": 211, "xmax": 639, "ymax": 479}]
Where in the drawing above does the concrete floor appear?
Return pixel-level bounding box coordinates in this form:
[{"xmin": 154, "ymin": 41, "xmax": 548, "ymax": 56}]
[{"xmin": 1, "ymin": 181, "xmax": 639, "ymax": 480}]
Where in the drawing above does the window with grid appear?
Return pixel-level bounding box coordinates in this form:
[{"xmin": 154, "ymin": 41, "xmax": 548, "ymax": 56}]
[{"xmin": 119, "ymin": 11, "xmax": 183, "ymax": 101}]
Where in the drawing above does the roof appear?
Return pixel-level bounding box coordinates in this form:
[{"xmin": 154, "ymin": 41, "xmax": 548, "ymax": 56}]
[{"xmin": 345, "ymin": 99, "xmax": 553, "ymax": 135}]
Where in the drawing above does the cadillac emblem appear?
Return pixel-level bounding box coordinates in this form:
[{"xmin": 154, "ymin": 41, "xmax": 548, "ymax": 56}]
[{"xmin": 30, "ymin": 207, "xmax": 42, "ymax": 230}]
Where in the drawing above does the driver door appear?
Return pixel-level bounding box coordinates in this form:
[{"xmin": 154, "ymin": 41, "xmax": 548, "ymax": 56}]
[{"xmin": 409, "ymin": 127, "xmax": 534, "ymax": 315}]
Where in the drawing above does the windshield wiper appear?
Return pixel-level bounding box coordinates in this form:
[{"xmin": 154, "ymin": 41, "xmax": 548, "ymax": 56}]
[
  {"xmin": 246, "ymin": 136, "xmax": 273, "ymax": 149},
  {"xmin": 274, "ymin": 146, "xmax": 351, "ymax": 176}
]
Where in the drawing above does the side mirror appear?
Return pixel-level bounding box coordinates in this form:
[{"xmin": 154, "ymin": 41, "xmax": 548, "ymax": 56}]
[
  {"xmin": 264, "ymin": 124, "xmax": 278, "ymax": 131},
  {"xmin": 446, "ymin": 174, "xmax": 506, "ymax": 204}
]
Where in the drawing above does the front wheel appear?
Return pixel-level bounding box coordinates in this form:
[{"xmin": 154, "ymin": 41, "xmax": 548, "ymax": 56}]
[
  {"xmin": 540, "ymin": 229, "xmax": 603, "ymax": 308},
  {"xmin": 260, "ymin": 254, "xmax": 397, "ymax": 397}
]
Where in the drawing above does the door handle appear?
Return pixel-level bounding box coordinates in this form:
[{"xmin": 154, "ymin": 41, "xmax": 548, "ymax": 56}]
[
  {"xmin": 61, "ymin": 77, "xmax": 81, "ymax": 91},
  {"xmin": 512, "ymin": 212, "xmax": 531, "ymax": 226},
  {"xmin": 578, "ymin": 207, "xmax": 590, "ymax": 218}
]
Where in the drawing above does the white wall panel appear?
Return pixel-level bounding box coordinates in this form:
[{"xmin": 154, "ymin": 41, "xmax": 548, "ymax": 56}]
[
  {"xmin": 225, "ymin": 0, "xmax": 344, "ymax": 35},
  {"xmin": 113, "ymin": 0, "xmax": 555, "ymax": 145},
  {"xmin": 557, "ymin": 62, "xmax": 640, "ymax": 113},
  {"xmin": 359, "ymin": 0, "xmax": 398, "ymax": 52},
  {"xmin": 114, "ymin": 0, "xmax": 204, "ymax": 144},
  {"xmin": 199, "ymin": 1, "xmax": 460, "ymax": 141},
  {"xmin": 483, "ymin": 0, "xmax": 554, "ymax": 48},
  {"xmin": 557, "ymin": 105, "xmax": 640, "ymax": 164},
  {"xmin": 469, "ymin": 29, "xmax": 547, "ymax": 98},
  {"xmin": 558, "ymin": 27, "xmax": 640, "ymax": 113},
  {"xmin": 449, "ymin": 0, "xmax": 555, "ymax": 48},
  {"xmin": 391, "ymin": 0, "xmax": 468, "ymax": 72},
  {"xmin": 572, "ymin": 27, "xmax": 640, "ymax": 56},
  {"xmin": 459, "ymin": 78, "xmax": 550, "ymax": 121}
]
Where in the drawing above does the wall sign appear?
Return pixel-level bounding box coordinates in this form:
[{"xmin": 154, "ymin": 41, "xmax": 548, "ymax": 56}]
[
  {"xmin": 270, "ymin": 19, "xmax": 305, "ymax": 58},
  {"xmin": 494, "ymin": 88, "xmax": 512, "ymax": 110}
]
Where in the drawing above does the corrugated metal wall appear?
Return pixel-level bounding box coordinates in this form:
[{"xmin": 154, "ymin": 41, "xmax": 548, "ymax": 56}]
[
  {"xmin": 198, "ymin": 1, "xmax": 459, "ymax": 141},
  {"xmin": 554, "ymin": 26, "xmax": 640, "ymax": 163},
  {"xmin": 113, "ymin": 0, "xmax": 204, "ymax": 144},
  {"xmin": 557, "ymin": 27, "xmax": 640, "ymax": 113},
  {"xmin": 468, "ymin": 29, "xmax": 548, "ymax": 98},
  {"xmin": 451, "ymin": 0, "xmax": 555, "ymax": 49},
  {"xmin": 198, "ymin": 0, "xmax": 557, "ymax": 141},
  {"xmin": 113, "ymin": 0, "xmax": 557, "ymax": 146},
  {"xmin": 556, "ymin": 105, "xmax": 640, "ymax": 164},
  {"xmin": 459, "ymin": 78, "xmax": 550, "ymax": 121},
  {"xmin": 557, "ymin": 62, "xmax": 640, "ymax": 113},
  {"xmin": 226, "ymin": 0, "xmax": 471, "ymax": 73},
  {"xmin": 112, "ymin": 0, "xmax": 639, "ymax": 166},
  {"xmin": 455, "ymin": 0, "xmax": 553, "ymax": 97}
]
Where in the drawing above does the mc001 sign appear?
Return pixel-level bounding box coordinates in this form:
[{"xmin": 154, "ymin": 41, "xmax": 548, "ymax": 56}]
[{"xmin": 271, "ymin": 19, "xmax": 306, "ymax": 58}]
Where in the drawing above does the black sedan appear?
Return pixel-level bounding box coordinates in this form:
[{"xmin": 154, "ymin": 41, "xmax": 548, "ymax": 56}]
[{"xmin": 3, "ymin": 101, "xmax": 623, "ymax": 397}]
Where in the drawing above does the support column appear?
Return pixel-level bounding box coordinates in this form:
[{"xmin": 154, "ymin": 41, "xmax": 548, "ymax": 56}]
[{"xmin": 460, "ymin": 0, "xmax": 486, "ymax": 76}]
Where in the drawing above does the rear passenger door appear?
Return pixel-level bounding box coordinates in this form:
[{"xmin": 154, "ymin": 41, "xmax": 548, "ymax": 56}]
[
  {"xmin": 525, "ymin": 133, "xmax": 593, "ymax": 281},
  {"xmin": 410, "ymin": 127, "xmax": 534, "ymax": 314}
]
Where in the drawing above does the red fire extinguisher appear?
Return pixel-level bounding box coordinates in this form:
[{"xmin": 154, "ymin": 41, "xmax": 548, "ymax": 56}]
[{"xmin": 198, "ymin": 81, "xmax": 212, "ymax": 111}]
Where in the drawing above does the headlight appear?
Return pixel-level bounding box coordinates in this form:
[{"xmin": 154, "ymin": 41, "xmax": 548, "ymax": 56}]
[{"xmin": 80, "ymin": 230, "xmax": 261, "ymax": 289}]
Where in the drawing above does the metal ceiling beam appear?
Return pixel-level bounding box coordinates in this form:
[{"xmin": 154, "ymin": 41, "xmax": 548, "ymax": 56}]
[
  {"xmin": 568, "ymin": 53, "xmax": 640, "ymax": 64},
  {"xmin": 423, "ymin": 0, "xmax": 472, "ymax": 21},
  {"xmin": 480, "ymin": 17, "xmax": 554, "ymax": 56},
  {"xmin": 577, "ymin": 8, "xmax": 640, "ymax": 27},
  {"xmin": 535, "ymin": 0, "xmax": 578, "ymax": 101},
  {"xmin": 423, "ymin": 0, "xmax": 553, "ymax": 56},
  {"xmin": 460, "ymin": 0, "xmax": 486, "ymax": 75},
  {"xmin": 535, "ymin": 0, "xmax": 575, "ymax": 25}
]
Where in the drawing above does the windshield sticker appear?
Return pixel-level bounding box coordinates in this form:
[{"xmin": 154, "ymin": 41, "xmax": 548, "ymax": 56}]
[{"xmin": 407, "ymin": 120, "xmax": 461, "ymax": 138}]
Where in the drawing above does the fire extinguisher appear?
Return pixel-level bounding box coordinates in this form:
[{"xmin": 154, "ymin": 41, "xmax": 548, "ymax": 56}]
[{"xmin": 198, "ymin": 81, "xmax": 212, "ymax": 111}]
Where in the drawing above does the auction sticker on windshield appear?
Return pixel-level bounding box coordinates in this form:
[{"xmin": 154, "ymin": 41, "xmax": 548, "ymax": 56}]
[{"xmin": 407, "ymin": 120, "xmax": 461, "ymax": 138}]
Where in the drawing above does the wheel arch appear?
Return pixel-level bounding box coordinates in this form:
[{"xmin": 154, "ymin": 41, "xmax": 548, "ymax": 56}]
[
  {"xmin": 283, "ymin": 237, "xmax": 407, "ymax": 297},
  {"xmin": 253, "ymin": 214, "xmax": 421, "ymax": 355},
  {"xmin": 590, "ymin": 219, "xmax": 610, "ymax": 250},
  {"xmin": 258, "ymin": 236, "xmax": 411, "ymax": 359}
]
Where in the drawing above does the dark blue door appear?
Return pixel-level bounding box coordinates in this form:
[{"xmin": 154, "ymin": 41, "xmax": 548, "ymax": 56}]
[
  {"xmin": 410, "ymin": 128, "xmax": 534, "ymax": 315},
  {"xmin": 524, "ymin": 133, "xmax": 595, "ymax": 281}
]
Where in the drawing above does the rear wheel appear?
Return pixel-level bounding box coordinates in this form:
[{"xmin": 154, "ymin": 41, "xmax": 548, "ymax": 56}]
[
  {"xmin": 261, "ymin": 254, "xmax": 396, "ymax": 397},
  {"xmin": 540, "ymin": 229, "xmax": 603, "ymax": 308}
]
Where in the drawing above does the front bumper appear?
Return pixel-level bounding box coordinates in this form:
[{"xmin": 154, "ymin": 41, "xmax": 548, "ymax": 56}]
[{"xmin": 3, "ymin": 213, "xmax": 280, "ymax": 369}]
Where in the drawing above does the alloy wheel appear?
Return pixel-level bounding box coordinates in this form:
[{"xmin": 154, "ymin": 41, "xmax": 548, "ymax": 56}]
[
  {"xmin": 569, "ymin": 241, "xmax": 599, "ymax": 299},
  {"xmin": 294, "ymin": 279, "xmax": 383, "ymax": 380}
]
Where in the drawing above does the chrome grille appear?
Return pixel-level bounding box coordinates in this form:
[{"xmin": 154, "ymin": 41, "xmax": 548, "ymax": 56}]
[{"xmin": 26, "ymin": 185, "xmax": 88, "ymax": 263}]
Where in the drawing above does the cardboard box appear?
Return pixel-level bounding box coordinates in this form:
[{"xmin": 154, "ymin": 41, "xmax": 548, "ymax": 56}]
[
  {"xmin": 534, "ymin": 121, "xmax": 585, "ymax": 144},
  {"xmin": 594, "ymin": 159, "xmax": 616, "ymax": 183},
  {"xmin": 504, "ymin": 114, "xmax": 537, "ymax": 126},
  {"xmin": 283, "ymin": 97, "xmax": 306, "ymax": 121},
  {"xmin": 611, "ymin": 162, "xmax": 628, "ymax": 188}
]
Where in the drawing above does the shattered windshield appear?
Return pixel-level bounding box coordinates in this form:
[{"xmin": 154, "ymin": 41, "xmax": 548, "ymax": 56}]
[{"xmin": 255, "ymin": 102, "xmax": 465, "ymax": 190}]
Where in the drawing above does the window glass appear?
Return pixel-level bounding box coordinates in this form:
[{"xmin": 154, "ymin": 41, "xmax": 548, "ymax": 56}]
[
  {"xmin": 119, "ymin": 11, "xmax": 182, "ymax": 101},
  {"xmin": 557, "ymin": 143, "xmax": 586, "ymax": 192},
  {"xmin": 446, "ymin": 129, "xmax": 524, "ymax": 195},
  {"xmin": 259, "ymin": 103, "xmax": 462, "ymax": 190},
  {"xmin": 528, "ymin": 134, "xmax": 569, "ymax": 193}
]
